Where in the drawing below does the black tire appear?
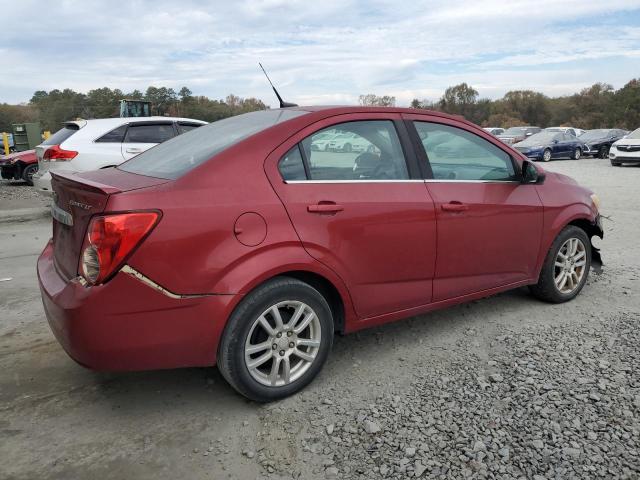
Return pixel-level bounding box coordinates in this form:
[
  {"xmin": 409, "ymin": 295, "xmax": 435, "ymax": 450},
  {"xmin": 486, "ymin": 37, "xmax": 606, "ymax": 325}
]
[
  {"xmin": 542, "ymin": 149, "xmax": 552, "ymax": 162},
  {"xmin": 217, "ymin": 276, "xmax": 334, "ymax": 402},
  {"xmin": 573, "ymin": 148, "xmax": 581, "ymax": 160},
  {"xmin": 529, "ymin": 226, "xmax": 591, "ymax": 303},
  {"xmin": 599, "ymin": 146, "xmax": 609, "ymax": 159},
  {"xmin": 21, "ymin": 164, "xmax": 38, "ymax": 186}
]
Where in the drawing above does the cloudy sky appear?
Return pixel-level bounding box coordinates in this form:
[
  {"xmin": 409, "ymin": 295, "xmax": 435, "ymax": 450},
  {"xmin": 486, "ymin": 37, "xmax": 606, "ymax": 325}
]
[{"xmin": 1, "ymin": 0, "xmax": 639, "ymax": 106}]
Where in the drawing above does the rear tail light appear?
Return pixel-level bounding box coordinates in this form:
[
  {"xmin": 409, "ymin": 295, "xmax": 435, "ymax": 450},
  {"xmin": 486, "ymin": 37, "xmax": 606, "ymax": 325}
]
[
  {"xmin": 43, "ymin": 145, "xmax": 78, "ymax": 161},
  {"xmin": 79, "ymin": 211, "xmax": 160, "ymax": 285}
]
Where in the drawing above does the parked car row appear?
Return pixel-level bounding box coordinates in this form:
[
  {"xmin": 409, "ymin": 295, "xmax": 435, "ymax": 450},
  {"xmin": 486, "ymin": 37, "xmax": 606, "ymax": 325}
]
[{"xmin": 481, "ymin": 124, "xmax": 633, "ymax": 163}]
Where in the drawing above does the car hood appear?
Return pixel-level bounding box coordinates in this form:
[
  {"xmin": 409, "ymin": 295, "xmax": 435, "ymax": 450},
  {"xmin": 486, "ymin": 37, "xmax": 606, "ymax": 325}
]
[{"xmin": 614, "ymin": 138, "xmax": 640, "ymax": 146}]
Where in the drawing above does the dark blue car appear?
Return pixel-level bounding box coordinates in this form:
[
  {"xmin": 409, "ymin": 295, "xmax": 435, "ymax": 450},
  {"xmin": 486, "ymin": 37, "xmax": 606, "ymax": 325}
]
[{"xmin": 513, "ymin": 131, "xmax": 587, "ymax": 162}]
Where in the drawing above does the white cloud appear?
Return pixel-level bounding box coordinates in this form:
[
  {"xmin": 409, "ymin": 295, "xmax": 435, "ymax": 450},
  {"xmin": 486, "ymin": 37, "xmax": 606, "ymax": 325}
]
[{"xmin": 0, "ymin": 0, "xmax": 638, "ymax": 105}]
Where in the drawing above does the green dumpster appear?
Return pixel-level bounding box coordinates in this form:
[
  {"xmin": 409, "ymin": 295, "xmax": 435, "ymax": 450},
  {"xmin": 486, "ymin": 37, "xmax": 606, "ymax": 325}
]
[{"xmin": 11, "ymin": 123, "xmax": 42, "ymax": 152}]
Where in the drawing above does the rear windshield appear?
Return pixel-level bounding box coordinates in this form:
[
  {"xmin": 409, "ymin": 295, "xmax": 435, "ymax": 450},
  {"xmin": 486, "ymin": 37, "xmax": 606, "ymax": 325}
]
[
  {"xmin": 41, "ymin": 124, "xmax": 80, "ymax": 146},
  {"xmin": 119, "ymin": 109, "xmax": 308, "ymax": 179}
]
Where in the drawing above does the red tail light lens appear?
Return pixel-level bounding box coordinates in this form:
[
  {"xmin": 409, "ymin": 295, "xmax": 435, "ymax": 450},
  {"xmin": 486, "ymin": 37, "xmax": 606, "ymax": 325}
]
[
  {"xmin": 79, "ymin": 212, "xmax": 160, "ymax": 285},
  {"xmin": 43, "ymin": 145, "xmax": 78, "ymax": 161}
]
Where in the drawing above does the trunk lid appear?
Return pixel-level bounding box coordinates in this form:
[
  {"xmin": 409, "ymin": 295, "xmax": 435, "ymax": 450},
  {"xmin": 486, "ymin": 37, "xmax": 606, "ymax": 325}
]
[{"xmin": 50, "ymin": 169, "xmax": 168, "ymax": 281}]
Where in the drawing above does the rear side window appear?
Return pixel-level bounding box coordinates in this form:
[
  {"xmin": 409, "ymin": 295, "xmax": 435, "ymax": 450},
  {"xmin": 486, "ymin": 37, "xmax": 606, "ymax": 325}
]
[
  {"xmin": 177, "ymin": 123, "xmax": 203, "ymax": 134},
  {"xmin": 278, "ymin": 146, "xmax": 306, "ymax": 181},
  {"xmin": 414, "ymin": 122, "xmax": 516, "ymax": 181},
  {"xmin": 41, "ymin": 125, "xmax": 79, "ymax": 146},
  {"xmin": 300, "ymin": 120, "xmax": 409, "ymax": 180},
  {"xmin": 119, "ymin": 109, "xmax": 309, "ymax": 180},
  {"xmin": 124, "ymin": 124, "xmax": 175, "ymax": 143},
  {"xmin": 95, "ymin": 124, "xmax": 127, "ymax": 143}
]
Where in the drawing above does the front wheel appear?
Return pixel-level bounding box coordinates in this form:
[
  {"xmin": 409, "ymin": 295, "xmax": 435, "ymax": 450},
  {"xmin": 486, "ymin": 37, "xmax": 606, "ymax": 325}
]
[
  {"xmin": 573, "ymin": 148, "xmax": 581, "ymax": 160},
  {"xmin": 599, "ymin": 146, "xmax": 609, "ymax": 159},
  {"xmin": 21, "ymin": 164, "xmax": 38, "ymax": 186},
  {"xmin": 529, "ymin": 226, "xmax": 591, "ymax": 303},
  {"xmin": 217, "ymin": 277, "xmax": 334, "ymax": 402},
  {"xmin": 542, "ymin": 149, "xmax": 552, "ymax": 162}
]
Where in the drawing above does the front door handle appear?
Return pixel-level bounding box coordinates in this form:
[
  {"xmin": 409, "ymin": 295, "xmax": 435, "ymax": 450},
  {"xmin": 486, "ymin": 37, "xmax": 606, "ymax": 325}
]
[
  {"xmin": 126, "ymin": 147, "xmax": 143, "ymax": 154},
  {"xmin": 307, "ymin": 203, "xmax": 344, "ymax": 214},
  {"xmin": 441, "ymin": 201, "xmax": 468, "ymax": 212}
]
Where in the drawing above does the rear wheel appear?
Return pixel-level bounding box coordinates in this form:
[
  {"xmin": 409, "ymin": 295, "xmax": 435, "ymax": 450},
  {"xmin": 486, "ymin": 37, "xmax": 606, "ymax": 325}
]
[
  {"xmin": 529, "ymin": 226, "xmax": 591, "ymax": 303},
  {"xmin": 573, "ymin": 148, "xmax": 581, "ymax": 160},
  {"xmin": 542, "ymin": 149, "xmax": 552, "ymax": 162},
  {"xmin": 21, "ymin": 164, "xmax": 38, "ymax": 186},
  {"xmin": 217, "ymin": 277, "xmax": 334, "ymax": 402}
]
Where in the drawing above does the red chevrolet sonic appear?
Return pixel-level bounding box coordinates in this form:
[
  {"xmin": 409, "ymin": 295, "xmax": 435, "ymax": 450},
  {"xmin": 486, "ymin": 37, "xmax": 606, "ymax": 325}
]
[{"xmin": 38, "ymin": 107, "xmax": 603, "ymax": 401}]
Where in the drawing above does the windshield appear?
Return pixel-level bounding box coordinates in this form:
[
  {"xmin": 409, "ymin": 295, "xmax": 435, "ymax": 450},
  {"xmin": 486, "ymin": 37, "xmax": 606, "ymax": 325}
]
[
  {"xmin": 627, "ymin": 128, "xmax": 640, "ymax": 139},
  {"xmin": 517, "ymin": 131, "xmax": 558, "ymax": 146},
  {"xmin": 579, "ymin": 129, "xmax": 610, "ymax": 140},
  {"xmin": 119, "ymin": 109, "xmax": 308, "ymax": 179},
  {"xmin": 503, "ymin": 127, "xmax": 526, "ymax": 135}
]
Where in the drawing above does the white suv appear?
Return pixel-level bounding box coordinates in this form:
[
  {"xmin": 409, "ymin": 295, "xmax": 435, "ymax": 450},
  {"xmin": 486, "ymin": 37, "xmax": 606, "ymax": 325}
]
[{"xmin": 33, "ymin": 116, "xmax": 206, "ymax": 196}]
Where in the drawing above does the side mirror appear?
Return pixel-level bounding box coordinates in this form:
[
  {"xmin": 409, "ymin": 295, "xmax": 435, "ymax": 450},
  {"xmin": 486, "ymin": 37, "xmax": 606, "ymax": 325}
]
[
  {"xmin": 552, "ymin": 139, "xmax": 559, "ymax": 144},
  {"xmin": 521, "ymin": 160, "xmax": 545, "ymax": 184}
]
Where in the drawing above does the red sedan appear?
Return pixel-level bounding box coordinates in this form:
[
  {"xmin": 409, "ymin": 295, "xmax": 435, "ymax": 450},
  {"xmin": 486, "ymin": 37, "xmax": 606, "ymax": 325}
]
[{"xmin": 37, "ymin": 107, "xmax": 603, "ymax": 401}]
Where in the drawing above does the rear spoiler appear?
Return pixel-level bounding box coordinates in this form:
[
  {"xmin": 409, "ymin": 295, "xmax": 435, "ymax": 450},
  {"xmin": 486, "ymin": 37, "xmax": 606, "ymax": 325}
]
[{"xmin": 50, "ymin": 171, "xmax": 122, "ymax": 195}]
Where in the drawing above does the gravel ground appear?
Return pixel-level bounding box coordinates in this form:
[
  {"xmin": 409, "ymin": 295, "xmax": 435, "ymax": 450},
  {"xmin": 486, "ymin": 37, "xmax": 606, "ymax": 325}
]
[
  {"xmin": 1, "ymin": 158, "xmax": 638, "ymax": 480},
  {"xmin": 0, "ymin": 179, "xmax": 49, "ymax": 210}
]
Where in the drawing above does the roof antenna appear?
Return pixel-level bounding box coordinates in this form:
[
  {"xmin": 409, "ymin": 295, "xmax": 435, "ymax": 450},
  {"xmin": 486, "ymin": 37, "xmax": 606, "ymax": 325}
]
[{"xmin": 259, "ymin": 62, "xmax": 298, "ymax": 108}]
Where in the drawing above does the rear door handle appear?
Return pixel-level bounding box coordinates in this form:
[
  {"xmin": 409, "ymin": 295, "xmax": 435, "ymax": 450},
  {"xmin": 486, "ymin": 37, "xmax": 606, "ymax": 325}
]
[
  {"xmin": 307, "ymin": 203, "xmax": 344, "ymax": 214},
  {"xmin": 126, "ymin": 147, "xmax": 143, "ymax": 154},
  {"xmin": 441, "ymin": 202, "xmax": 468, "ymax": 212}
]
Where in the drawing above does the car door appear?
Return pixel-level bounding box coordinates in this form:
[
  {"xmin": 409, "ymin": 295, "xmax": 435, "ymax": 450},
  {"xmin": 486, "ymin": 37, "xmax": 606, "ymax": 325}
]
[
  {"xmin": 265, "ymin": 114, "xmax": 437, "ymax": 319},
  {"xmin": 404, "ymin": 114, "xmax": 543, "ymax": 302},
  {"xmin": 121, "ymin": 122, "xmax": 177, "ymax": 160},
  {"xmin": 550, "ymin": 133, "xmax": 565, "ymax": 158}
]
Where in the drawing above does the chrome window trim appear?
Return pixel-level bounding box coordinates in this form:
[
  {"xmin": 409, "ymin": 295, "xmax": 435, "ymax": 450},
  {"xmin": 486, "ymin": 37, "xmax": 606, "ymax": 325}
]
[
  {"xmin": 284, "ymin": 179, "xmax": 425, "ymax": 184},
  {"xmin": 283, "ymin": 179, "xmax": 521, "ymax": 184}
]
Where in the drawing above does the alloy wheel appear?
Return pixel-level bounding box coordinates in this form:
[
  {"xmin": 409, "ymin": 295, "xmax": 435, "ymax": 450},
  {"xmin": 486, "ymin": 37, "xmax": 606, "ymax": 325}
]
[
  {"xmin": 244, "ymin": 301, "xmax": 321, "ymax": 387},
  {"xmin": 554, "ymin": 238, "xmax": 587, "ymax": 294},
  {"xmin": 543, "ymin": 150, "xmax": 551, "ymax": 162}
]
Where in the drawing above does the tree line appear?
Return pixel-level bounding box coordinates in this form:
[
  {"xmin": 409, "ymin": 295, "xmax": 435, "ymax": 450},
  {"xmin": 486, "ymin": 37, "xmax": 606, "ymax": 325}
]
[
  {"xmin": 1, "ymin": 79, "xmax": 638, "ymax": 134},
  {"xmin": 360, "ymin": 78, "xmax": 640, "ymax": 130},
  {"xmin": 0, "ymin": 86, "xmax": 267, "ymax": 133}
]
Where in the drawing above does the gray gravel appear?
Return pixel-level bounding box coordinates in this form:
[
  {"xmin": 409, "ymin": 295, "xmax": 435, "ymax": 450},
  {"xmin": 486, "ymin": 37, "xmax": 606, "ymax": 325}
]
[
  {"xmin": 283, "ymin": 313, "xmax": 639, "ymax": 479},
  {"xmin": 0, "ymin": 179, "xmax": 49, "ymax": 210}
]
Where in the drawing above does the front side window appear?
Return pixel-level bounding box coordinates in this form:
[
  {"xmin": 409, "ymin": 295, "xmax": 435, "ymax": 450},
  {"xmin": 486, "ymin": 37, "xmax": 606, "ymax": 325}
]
[
  {"xmin": 300, "ymin": 120, "xmax": 409, "ymax": 180},
  {"xmin": 414, "ymin": 122, "xmax": 516, "ymax": 181},
  {"xmin": 124, "ymin": 123, "xmax": 175, "ymax": 144}
]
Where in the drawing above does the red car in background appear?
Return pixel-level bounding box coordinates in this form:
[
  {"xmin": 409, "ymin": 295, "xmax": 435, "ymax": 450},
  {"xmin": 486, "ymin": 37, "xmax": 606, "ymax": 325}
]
[
  {"xmin": 0, "ymin": 149, "xmax": 38, "ymax": 185},
  {"xmin": 37, "ymin": 107, "xmax": 603, "ymax": 402}
]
